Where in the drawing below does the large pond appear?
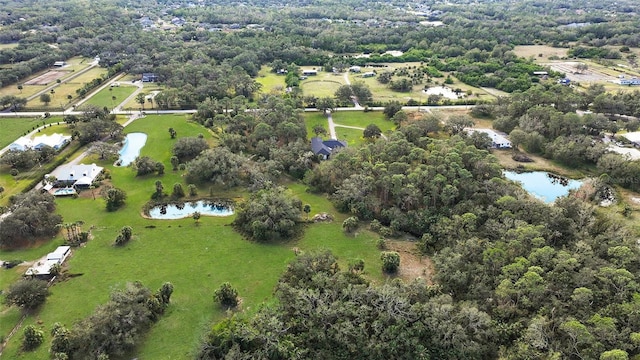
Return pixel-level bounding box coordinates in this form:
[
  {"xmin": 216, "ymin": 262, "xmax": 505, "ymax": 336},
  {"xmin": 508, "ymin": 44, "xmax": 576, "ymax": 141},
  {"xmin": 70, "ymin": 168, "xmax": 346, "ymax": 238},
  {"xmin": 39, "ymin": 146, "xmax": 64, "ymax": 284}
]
[
  {"xmin": 148, "ymin": 200, "xmax": 234, "ymax": 219},
  {"xmin": 117, "ymin": 132, "xmax": 147, "ymax": 166},
  {"xmin": 504, "ymin": 171, "xmax": 583, "ymax": 203}
]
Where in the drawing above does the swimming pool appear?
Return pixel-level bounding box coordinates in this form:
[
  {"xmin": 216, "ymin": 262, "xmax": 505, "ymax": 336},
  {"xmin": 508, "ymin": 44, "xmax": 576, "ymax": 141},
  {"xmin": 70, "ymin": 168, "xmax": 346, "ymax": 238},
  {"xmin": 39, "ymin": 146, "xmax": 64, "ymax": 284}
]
[
  {"xmin": 53, "ymin": 188, "xmax": 77, "ymax": 196},
  {"xmin": 117, "ymin": 133, "xmax": 148, "ymax": 166}
]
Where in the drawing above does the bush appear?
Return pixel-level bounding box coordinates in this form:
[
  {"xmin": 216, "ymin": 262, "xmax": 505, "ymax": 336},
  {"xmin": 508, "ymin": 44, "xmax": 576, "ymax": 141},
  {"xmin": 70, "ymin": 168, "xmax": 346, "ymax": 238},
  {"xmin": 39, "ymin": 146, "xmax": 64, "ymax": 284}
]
[
  {"xmin": 22, "ymin": 325, "xmax": 44, "ymax": 351},
  {"xmin": 381, "ymin": 251, "xmax": 400, "ymax": 273},
  {"xmin": 342, "ymin": 216, "xmax": 359, "ymax": 233},
  {"xmin": 214, "ymin": 282, "xmax": 239, "ymax": 308}
]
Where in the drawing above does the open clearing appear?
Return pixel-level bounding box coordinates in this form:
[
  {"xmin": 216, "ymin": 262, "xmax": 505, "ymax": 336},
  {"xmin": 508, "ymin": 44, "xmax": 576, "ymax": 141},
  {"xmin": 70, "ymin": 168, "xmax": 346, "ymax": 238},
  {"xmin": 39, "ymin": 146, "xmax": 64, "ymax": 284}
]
[{"xmin": 513, "ymin": 45, "xmax": 569, "ymax": 61}]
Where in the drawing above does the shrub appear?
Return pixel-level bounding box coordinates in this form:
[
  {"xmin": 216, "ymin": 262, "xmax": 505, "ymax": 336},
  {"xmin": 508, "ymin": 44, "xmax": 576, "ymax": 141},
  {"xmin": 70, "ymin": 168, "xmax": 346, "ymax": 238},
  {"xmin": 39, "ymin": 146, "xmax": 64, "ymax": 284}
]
[
  {"xmin": 381, "ymin": 251, "xmax": 400, "ymax": 273},
  {"xmin": 342, "ymin": 216, "xmax": 359, "ymax": 233},
  {"xmin": 214, "ymin": 282, "xmax": 239, "ymax": 308},
  {"xmin": 22, "ymin": 325, "xmax": 44, "ymax": 351}
]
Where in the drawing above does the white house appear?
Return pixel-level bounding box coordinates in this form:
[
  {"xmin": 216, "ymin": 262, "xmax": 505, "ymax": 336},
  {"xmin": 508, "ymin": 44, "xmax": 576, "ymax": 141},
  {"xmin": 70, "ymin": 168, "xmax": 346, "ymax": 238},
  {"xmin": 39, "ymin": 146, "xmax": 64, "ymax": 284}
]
[
  {"xmin": 465, "ymin": 128, "xmax": 512, "ymax": 149},
  {"xmin": 49, "ymin": 163, "xmax": 104, "ymax": 188},
  {"xmin": 349, "ymin": 66, "xmax": 361, "ymax": 73},
  {"xmin": 8, "ymin": 137, "xmax": 33, "ymax": 151},
  {"xmin": 25, "ymin": 246, "xmax": 71, "ymax": 278},
  {"xmin": 9, "ymin": 133, "xmax": 71, "ymax": 151}
]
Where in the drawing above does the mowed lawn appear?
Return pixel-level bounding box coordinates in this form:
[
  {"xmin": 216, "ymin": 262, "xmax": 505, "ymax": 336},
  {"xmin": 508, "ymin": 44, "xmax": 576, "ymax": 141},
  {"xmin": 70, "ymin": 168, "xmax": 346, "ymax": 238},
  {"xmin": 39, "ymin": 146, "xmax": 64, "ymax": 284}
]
[
  {"xmin": 82, "ymin": 85, "xmax": 138, "ymax": 109},
  {"xmin": 0, "ymin": 114, "xmax": 386, "ymax": 359},
  {"xmin": 0, "ymin": 116, "xmax": 60, "ymax": 148},
  {"xmin": 331, "ymin": 111, "xmax": 394, "ymax": 132}
]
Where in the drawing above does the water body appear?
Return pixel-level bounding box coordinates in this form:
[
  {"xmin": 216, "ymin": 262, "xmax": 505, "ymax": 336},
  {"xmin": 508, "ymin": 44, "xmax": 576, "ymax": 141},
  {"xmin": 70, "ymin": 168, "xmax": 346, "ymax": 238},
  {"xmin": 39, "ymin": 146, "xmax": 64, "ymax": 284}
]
[
  {"xmin": 504, "ymin": 171, "xmax": 583, "ymax": 203},
  {"xmin": 117, "ymin": 133, "xmax": 147, "ymax": 166},
  {"xmin": 148, "ymin": 200, "xmax": 234, "ymax": 219}
]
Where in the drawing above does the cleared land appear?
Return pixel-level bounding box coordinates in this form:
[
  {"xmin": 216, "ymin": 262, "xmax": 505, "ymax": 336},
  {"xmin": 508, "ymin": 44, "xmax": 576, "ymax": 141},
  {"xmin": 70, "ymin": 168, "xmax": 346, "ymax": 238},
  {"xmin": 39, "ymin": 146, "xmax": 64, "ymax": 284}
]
[
  {"xmin": 513, "ymin": 45, "xmax": 569, "ymax": 61},
  {"xmin": 24, "ymin": 71, "xmax": 66, "ymax": 85}
]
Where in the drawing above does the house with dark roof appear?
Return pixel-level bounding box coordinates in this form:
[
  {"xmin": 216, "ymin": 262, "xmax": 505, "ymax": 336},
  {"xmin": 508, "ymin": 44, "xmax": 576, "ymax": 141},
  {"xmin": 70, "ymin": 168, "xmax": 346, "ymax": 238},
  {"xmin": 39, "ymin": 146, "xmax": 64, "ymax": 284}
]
[
  {"xmin": 311, "ymin": 137, "xmax": 347, "ymax": 159},
  {"xmin": 142, "ymin": 73, "xmax": 159, "ymax": 82}
]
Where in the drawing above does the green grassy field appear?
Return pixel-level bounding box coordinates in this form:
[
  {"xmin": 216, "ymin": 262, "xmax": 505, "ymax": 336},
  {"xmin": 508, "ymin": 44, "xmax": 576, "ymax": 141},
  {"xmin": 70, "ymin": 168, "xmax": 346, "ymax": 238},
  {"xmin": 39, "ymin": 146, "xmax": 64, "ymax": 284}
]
[
  {"xmin": 304, "ymin": 112, "xmax": 330, "ymax": 136},
  {"xmin": 0, "ymin": 114, "xmax": 385, "ymax": 359},
  {"xmin": 301, "ymin": 78, "xmax": 344, "ymax": 98},
  {"xmin": 256, "ymin": 66, "xmax": 286, "ymax": 95},
  {"xmin": 0, "ymin": 117, "xmax": 60, "ymax": 149},
  {"xmin": 334, "ymin": 127, "xmax": 367, "ymax": 146},
  {"xmin": 331, "ymin": 111, "xmax": 395, "ymax": 132},
  {"xmin": 83, "ymin": 85, "xmax": 137, "ymax": 109}
]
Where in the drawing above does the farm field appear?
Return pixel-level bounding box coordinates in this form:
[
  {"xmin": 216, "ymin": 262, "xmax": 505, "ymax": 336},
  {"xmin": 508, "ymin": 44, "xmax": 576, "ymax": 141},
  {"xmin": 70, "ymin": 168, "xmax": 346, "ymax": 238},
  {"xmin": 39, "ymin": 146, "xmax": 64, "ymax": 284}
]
[
  {"xmin": 0, "ymin": 114, "xmax": 392, "ymax": 359},
  {"xmin": 24, "ymin": 67, "xmax": 109, "ymax": 109},
  {"xmin": 513, "ymin": 45, "xmax": 570, "ymax": 61}
]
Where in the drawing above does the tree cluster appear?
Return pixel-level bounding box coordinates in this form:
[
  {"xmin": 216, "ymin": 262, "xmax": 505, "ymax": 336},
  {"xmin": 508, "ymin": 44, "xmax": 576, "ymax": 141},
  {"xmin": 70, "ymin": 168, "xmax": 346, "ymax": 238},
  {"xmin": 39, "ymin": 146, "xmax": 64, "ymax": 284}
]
[
  {"xmin": 198, "ymin": 251, "xmax": 495, "ymax": 359},
  {"xmin": 233, "ymin": 186, "xmax": 302, "ymax": 242},
  {"xmin": 51, "ymin": 281, "xmax": 173, "ymax": 360},
  {"xmin": 0, "ymin": 192, "xmax": 62, "ymax": 248}
]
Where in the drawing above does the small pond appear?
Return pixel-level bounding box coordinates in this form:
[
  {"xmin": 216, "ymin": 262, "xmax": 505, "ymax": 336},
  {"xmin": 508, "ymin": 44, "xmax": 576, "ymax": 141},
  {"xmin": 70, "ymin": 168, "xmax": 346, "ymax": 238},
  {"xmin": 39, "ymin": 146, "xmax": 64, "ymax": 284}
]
[
  {"xmin": 117, "ymin": 132, "xmax": 147, "ymax": 166},
  {"xmin": 504, "ymin": 171, "xmax": 583, "ymax": 203},
  {"xmin": 148, "ymin": 200, "xmax": 234, "ymax": 220}
]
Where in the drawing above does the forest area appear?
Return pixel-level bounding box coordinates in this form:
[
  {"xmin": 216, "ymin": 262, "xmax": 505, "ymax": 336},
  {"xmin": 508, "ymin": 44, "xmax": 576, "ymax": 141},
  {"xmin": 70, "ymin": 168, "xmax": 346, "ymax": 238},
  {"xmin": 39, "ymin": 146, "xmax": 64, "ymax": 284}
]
[{"xmin": 1, "ymin": 0, "xmax": 640, "ymax": 359}]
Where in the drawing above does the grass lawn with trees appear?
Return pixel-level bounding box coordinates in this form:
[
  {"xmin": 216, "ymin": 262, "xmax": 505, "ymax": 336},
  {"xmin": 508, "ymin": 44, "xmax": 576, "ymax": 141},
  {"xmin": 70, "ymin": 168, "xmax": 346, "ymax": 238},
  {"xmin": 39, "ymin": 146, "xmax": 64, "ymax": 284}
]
[
  {"xmin": 256, "ymin": 66, "xmax": 286, "ymax": 95},
  {"xmin": 304, "ymin": 112, "xmax": 330, "ymax": 136},
  {"xmin": 82, "ymin": 85, "xmax": 138, "ymax": 109},
  {"xmin": 331, "ymin": 111, "xmax": 395, "ymax": 132},
  {"xmin": 0, "ymin": 114, "xmax": 387, "ymax": 359}
]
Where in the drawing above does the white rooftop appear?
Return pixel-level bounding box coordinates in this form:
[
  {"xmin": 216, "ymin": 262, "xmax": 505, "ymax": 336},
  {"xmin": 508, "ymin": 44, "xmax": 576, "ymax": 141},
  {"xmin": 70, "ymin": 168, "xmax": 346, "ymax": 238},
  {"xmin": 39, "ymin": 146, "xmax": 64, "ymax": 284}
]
[{"xmin": 622, "ymin": 132, "xmax": 640, "ymax": 143}]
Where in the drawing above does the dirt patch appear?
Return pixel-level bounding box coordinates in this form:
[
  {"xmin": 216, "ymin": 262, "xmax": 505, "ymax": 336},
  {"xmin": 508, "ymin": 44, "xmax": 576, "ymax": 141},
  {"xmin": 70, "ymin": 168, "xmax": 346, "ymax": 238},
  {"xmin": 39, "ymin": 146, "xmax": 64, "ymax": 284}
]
[
  {"xmin": 24, "ymin": 70, "xmax": 66, "ymax": 85},
  {"xmin": 385, "ymin": 240, "xmax": 434, "ymax": 284},
  {"xmin": 513, "ymin": 45, "xmax": 569, "ymax": 61}
]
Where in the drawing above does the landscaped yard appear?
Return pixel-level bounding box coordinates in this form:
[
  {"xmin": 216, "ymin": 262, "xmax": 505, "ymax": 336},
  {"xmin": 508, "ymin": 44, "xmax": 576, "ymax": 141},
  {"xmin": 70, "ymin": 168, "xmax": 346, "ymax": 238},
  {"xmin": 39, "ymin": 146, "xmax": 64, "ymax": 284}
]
[{"xmin": 0, "ymin": 114, "xmax": 387, "ymax": 359}]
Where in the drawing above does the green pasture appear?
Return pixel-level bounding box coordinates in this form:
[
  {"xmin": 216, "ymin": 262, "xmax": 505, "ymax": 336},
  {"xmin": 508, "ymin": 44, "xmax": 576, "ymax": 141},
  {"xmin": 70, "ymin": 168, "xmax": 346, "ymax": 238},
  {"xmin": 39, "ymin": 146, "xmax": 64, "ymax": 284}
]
[
  {"xmin": 331, "ymin": 111, "xmax": 394, "ymax": 132},
  {"xmin": 0, "ymin": 117, "xmax": 60, "ymax": 149},
  {"xmin": 334, "ymin": 127, "xmax": 367, "ymax": 147},
  {"xmin": 0, "ymin": 114, "xmax": 385, "ymax": 359},
  {"xmin": 256, "ymin": 66, "xmax": 286, "ymax": 95},
  {"xmin": 301, "ymin": 78, "xmax": 343, "ymax": 98},
  {"xmin": 304, "ymin": 112, "xmax": 330, "ymax": 136},
  {"xmin": 83, "ymin": 85, "xmax": 137, "ymax": 109}
]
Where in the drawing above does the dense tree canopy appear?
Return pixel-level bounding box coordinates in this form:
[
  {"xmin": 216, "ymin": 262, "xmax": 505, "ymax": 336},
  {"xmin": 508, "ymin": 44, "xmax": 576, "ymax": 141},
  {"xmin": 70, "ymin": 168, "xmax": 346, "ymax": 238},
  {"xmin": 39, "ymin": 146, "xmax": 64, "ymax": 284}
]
[{"xmin": 0, "ymin": 192, "xmax": 62, "ymax": 247}]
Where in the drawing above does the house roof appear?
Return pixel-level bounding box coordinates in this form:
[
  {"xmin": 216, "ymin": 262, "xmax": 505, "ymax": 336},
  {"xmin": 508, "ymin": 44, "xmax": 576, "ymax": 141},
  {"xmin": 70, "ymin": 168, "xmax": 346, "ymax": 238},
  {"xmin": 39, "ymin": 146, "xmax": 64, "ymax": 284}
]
[
  {"xmin": 311, "ymin": 137, "xmax": 347, "ymax": 156},
  {"xmin": 10, "ymin": 133, "xmax": 70, "ymax": 151},
  {"xmin": 50, "ymin": 163, "xmax": 104, "ymax": 182}
]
